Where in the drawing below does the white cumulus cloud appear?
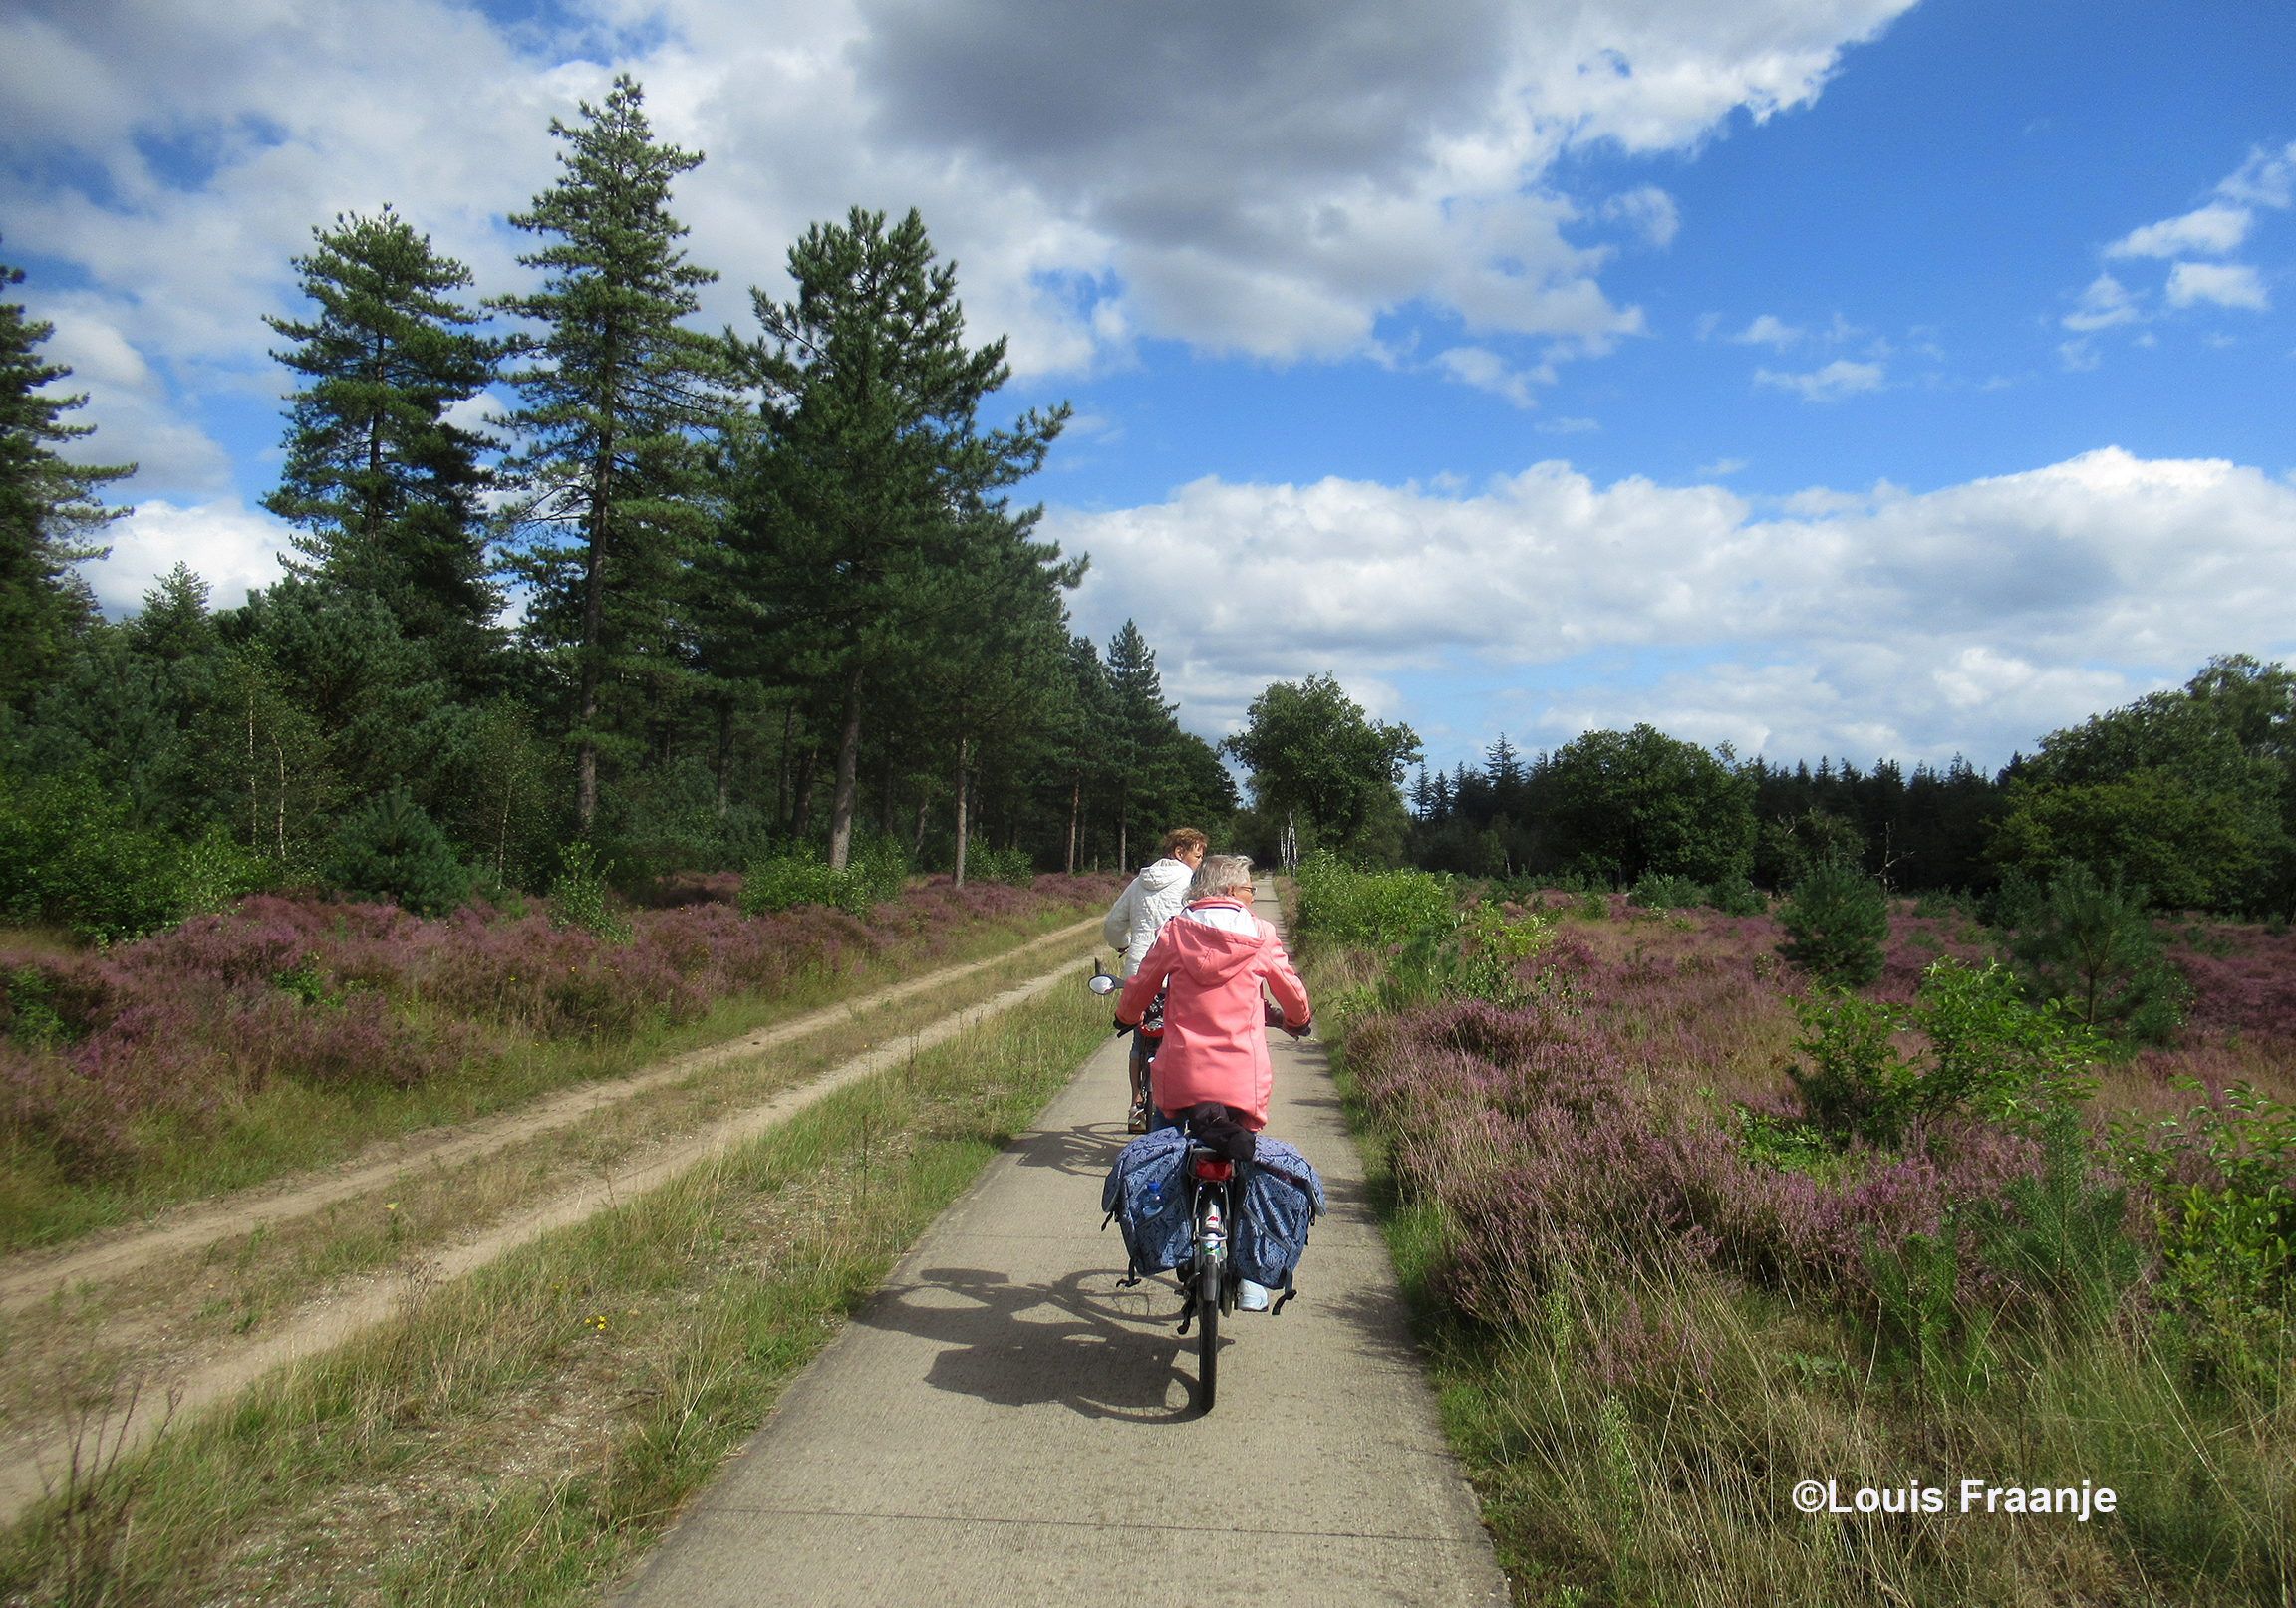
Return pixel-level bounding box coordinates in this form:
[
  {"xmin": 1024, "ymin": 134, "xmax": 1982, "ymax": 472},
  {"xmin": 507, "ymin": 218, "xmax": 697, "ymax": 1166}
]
[
  {"xmin": 81, "ymin": 499, "xmax": 294, "ymax": 616},
  {"xmin": 2166, "ymin": 261, "xmax": 2270, "ymax": 312},
  {"xmin": 1728, "ymin": 314, "xmax": 1805, "ymax": 348},
  {"xmin": 1751, "ymin": 359, "xmax": 1884, "ymax": 402},
  {"xmin": 1057, "ymin": 446, "xmax": 2296, "ymax": 764},
  {"xmin": 2106, "ymin": 202, "xmax": 2251, "ymax": 259}
]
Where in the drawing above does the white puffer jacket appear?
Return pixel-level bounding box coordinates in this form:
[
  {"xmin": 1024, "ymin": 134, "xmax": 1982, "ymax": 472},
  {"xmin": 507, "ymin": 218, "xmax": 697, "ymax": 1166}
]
[{"xmin": 1102, "ymin": 858, "xmax": 1198, "ymax": 977}]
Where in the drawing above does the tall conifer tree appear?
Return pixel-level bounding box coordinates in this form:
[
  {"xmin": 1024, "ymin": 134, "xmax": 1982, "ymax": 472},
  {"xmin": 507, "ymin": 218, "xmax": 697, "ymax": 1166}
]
[
  {"xmin": 725, "ymin": 206, "xmax": 1069, "ymax": 868},
  {"xmin": 0, "ymin": 245, "xmax": 132, "ymax": 707},
  {"xmin": 263, "ymin": 207, "xmax": 501, "ymax": 647},
  {"xmin": 493, "ymin": 75, "xmax": 733, "ymax": 834}
]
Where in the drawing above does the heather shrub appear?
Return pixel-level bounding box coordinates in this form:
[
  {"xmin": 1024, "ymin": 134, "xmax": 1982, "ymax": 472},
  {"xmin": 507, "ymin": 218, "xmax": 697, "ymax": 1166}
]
[
  {"xmin": 1777, "ymin": 860, "xmax": 1888, "ymax": 986},
  {"xmin": 324, "ymin": 785, "xmax": 470, "ymax": 917}
]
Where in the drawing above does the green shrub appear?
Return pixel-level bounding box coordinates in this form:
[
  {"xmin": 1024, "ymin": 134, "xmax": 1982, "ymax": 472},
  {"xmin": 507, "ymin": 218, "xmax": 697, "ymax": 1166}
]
[
  {"xmin": 1966, "ymin": 1105, "xmax": 2142, "ymax": 1323},
  {"xmin": 2005, "ymin": 861, "xmax": 2188, "ymax": 1048},
  {"xmin": 0, "ymin": 768, "xmax": 262, "ymax": 941},
  {"xmin": 964, "ymin": 841, "xmax": 1035, "ymax": 887},
  {"xmin": 1782, "ymin": 958, "xmax": 2103, "ymax": 1147},
  {"xmin": 548, "ymin": 841, "xmax": 632, "ymax": 942},
  {"xmin": 324, "ymin": 785, "xmax": 470, "ymax": 917},
  {"xmin": 1292, "ymin": 851, "xmax": 1454, "ymax": 948},
  {"xmin": 1379, "ymin": 901, "xmax": 1566, "ymax": 1012},
  {"xmin": 1706, "ymin": 872, "xmax": 1767, "ymax": 917},
  {"xmin": 1625, "ymin": 872, "xmax": 1705, "ymax": 911},
  {"xmin": 738, "ymin": 833, "xmax": 909, "ymax": 918},
  {"xmin": 2111, "ymin": 1080, "xmax": 2296, "ymax": 1387},
  {"xmin": 1777, "ymin": 860, "xmax": 1888, "ymax": 987}
]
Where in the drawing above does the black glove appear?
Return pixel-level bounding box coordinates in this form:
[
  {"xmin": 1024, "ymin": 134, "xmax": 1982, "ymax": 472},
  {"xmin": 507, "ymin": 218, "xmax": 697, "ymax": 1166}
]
[
  {"xmin": 1282, "ymin": 1018, "xmax": 1312, "ymax": 1040},
  {"xmin": 1114, "ymin": 1015, "xmax": 1135, "ymax": 1034}
]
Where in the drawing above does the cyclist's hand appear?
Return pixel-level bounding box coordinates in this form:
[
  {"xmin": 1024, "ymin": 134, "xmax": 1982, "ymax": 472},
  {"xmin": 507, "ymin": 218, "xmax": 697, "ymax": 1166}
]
[
  {"xmin": 1113, "ymin": 1015, "xmax": 1136, "ymax": 1035},
  {"xmin": 1281, "ymin": 1018, "xmax": 1312, "ymax": 1040}
]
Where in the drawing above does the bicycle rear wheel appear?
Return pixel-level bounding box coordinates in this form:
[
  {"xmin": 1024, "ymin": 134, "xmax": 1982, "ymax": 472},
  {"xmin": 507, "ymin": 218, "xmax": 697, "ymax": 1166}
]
[{"xmin": 1196, "ymin": 1255, "xmax": 1221, "ymax": 1412}]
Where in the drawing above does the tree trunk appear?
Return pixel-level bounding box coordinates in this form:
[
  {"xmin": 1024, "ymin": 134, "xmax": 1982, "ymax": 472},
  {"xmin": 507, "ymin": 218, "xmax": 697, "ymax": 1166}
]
[
  {"xmin": 827, "ymin": 660, "xmax": 867, "ymax": 869},
  {"xmin": 791, "ymin": 744, "xmax": 818, "ymax": 840},
  {"xmin": 575, "ymin": 437, "xmax": 613, "ymax": 836},
  {"xmin": 1064, "ymin": 774, "xmax": 1079, "ymax": 874},
  {"xmin": 776, "ymin": 704, "xmax": 794, "ymax": 831},
  {"xmin": 952, "ymin": 733, "xmax": 970, "ymax": 889},
  {"xmin": 911, "ymin": 788, "xmax": 931, "ymax": 857},
  {"xmin": 715, "ymin": 699, "xmax": 733, "ymax": 819}
]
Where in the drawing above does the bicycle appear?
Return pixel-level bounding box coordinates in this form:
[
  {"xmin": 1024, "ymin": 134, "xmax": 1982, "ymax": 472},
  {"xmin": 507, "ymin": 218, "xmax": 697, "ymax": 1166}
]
[{"xmin": 1172, "ymin": 1133, "xmax": 1240, "ymax": 1410}]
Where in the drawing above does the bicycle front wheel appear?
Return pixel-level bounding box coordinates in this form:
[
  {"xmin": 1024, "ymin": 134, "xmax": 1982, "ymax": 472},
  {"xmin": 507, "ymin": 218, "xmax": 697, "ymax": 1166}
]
[{"xmin": 1196, "ymin": 1255, "xmax": 1221, "ymax": 1411}]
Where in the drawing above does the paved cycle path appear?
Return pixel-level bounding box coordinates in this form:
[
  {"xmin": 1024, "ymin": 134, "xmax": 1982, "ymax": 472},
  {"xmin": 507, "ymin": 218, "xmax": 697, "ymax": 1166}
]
[{"xmin": 612, "ymin": 884, "xmax": 1507, "ymax": 1607}]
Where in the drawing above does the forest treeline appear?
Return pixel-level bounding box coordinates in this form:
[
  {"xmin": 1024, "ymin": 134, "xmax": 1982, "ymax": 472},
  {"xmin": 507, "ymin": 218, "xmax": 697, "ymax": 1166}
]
[
  {"xmin": 1394, "ymin": 653, "xmax": 2296, "ymax": 916},
  {"xmin": 0, "ymin": 78, "xmax": 1234, "ymax": 938},
  {"xmin": 2, "ymin": 76, "xmax": 2288, "ymax": 937}
]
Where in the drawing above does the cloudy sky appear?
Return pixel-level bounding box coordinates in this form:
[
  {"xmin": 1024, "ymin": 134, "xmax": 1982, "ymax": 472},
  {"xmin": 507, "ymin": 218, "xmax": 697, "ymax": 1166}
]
[{"xmin": 6, "ymin": 0, "xmax": 2293, "ymax": 774}]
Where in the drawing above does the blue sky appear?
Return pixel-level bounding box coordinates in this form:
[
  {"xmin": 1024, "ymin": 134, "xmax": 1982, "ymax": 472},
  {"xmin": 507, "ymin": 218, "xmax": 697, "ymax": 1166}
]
[{"xmin": 4, "ymin": 0, "xmax": 2293, "ymax": 777}]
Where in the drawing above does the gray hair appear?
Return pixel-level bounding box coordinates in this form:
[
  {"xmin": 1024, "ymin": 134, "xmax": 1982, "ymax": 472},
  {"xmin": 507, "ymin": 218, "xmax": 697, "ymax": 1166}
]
[{"xmin": 1189, "ymin": 854, "xmax": 1255, "ymax": 902}]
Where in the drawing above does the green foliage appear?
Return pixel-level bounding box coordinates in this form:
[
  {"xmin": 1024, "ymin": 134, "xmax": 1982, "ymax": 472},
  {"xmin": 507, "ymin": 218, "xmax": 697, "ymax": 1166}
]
[
  {"xmin": 1625, "ymin": 872, "xmax": 1704, "ymax": 911},
  {"xmin": 0, "ymin": 243, "xmax": 133, "ymax": 709},
  {"xmin": 1543, "ymin": 724, "xmax": 1755, "ymax": 887},
  {"xmin": 547, "ymin": 841, "xmax": 631, "ymax": 942},
  {"xmin": 1860, "ymin": 1224, "xmax": 1990, "ymax": 1385},
  {"xmin": 1754, "ymin": 806, "xmax": 1865, "ymax": 891},
  {"xmin": 963, "ymin": 841, "xmax": 1034, "ymax": 887},
  {"xmin": 1292, "ymin": 850, "xmax": 1455, "ymax": 949},
  {"xmin": 0, "ymin": 768, "xmax": 259, "ymax": 941},
  {"xmin": 1776, "ymin": 860, "xmax": 1888, "ymax": 987},
  {"xmin": 1964, "ymin": 1105, "xmax": 2142, "ymax": 1322},
  {"xmin": 1379, "ymin": 900, "xmax": 1564, "ymax": 1012},
  {"xmin": 1784, "ymin": 958, "xmax": 2103, "ymax": 1147},
  {"xmin": 2002, "ymin": 861, "xmax": 2189, "ymax": 1048},
  {"xmin": 1706, "ymin": 871, "xmax": 1767, "ymax": 917},
  {"xmin": 737, "ymin": 833, "xmax": 908, "ymax": 917},
  {"xmin": 262, "ymin": 206, "xmax": 502, "ymax": 647},
  {"xmin": 491, "ymin": 75, "xmax": 736, "ymax": 836},
  {"xmin": 1223, "ymin": 673, "xmax": 1420, "ymax": 861},
  {"xmin": 323, "ymin": 784, "xmax": 469, "ymax": 917},
  {"xmin": 2111, "ymin": 1080, "xmax": 2296, "ymax": 1387}
]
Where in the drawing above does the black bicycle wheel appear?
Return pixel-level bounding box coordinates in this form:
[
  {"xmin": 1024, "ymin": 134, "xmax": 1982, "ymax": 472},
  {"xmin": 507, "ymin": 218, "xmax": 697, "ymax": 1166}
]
[{"xmin": 1197, "ymin": 1254, "xmax": 1221, "ymax": 1412}]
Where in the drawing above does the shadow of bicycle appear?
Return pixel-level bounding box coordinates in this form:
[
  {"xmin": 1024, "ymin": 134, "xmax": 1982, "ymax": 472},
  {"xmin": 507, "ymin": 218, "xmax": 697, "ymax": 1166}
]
[{"xmin": 854, "ymin": 1262, "xmax": 1219, "ymax": 1421}]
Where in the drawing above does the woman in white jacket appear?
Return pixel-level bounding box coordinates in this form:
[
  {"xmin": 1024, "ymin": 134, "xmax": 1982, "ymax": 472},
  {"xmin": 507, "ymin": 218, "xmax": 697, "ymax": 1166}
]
[{"xmin": 1102, "ymin": 827, "xmax": 1207, "ymax": 1129}]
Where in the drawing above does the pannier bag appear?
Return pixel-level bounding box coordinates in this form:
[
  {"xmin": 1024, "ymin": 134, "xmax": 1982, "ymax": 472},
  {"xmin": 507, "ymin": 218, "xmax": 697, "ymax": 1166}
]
[
  {"xmin": 1234, "ymin": 1135, "xmax": 1324, "ymax": 1289},
  {"xmin": 1100, "ymin": 1128, "xmax": 1325, "ymax": 1292},
  {"xmin": 1101, "ymin": 1127, "xmax": 1193, "ymax": 1279}
]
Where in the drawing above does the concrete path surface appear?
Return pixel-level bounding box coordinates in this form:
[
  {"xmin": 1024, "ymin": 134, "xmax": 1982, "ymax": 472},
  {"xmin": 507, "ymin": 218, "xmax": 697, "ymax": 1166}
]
[{"xmin": 611, "ymin": 883, "xmax": 1508, "ymax": 1607}]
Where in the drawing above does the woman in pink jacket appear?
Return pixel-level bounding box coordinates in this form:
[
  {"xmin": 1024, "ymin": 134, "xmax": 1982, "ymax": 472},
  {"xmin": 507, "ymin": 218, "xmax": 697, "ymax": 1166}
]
[{"xmin": 1114, "ymin": 854, "xmax": 1311, "ymax": 1135}]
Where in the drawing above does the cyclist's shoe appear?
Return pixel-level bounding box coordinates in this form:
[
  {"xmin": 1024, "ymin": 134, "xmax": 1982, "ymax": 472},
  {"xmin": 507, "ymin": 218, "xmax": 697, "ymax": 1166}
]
[
  {"xmin": 1126, "ymin": 1100, "xmax": 1149, "ymax": 1134},
  {"xmin": 1238, "ymin": 1279, "xmax": 1271, "ymax": 1312}
]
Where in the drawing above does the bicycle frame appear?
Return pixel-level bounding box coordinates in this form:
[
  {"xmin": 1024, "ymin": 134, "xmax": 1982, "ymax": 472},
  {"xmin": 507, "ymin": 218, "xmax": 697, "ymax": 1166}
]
[{"xmin": 1174, "ymin": 1144, "xmax": 1239, "ymax": 1410}]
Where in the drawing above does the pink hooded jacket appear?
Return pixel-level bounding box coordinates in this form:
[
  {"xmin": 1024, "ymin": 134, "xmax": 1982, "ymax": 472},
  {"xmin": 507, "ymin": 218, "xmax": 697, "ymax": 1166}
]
[{"xmin": 1115, "ymin": 897, "xmax": 1310, "ymax": 1131}]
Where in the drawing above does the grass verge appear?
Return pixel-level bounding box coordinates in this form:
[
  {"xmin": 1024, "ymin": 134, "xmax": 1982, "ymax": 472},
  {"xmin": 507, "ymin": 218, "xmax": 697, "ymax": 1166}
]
[
  {"xmin": 0, "ymin": 975, "xmax": 1114, "ymax": 1606},
  {"xmin": 1, "ymin": 896, "xmax": 1105, "ymax": 1252}
]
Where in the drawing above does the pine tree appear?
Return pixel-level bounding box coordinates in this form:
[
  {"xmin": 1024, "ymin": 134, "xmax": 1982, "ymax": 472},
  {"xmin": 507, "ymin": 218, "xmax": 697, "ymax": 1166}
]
[
  {"xmin": 492, "ymin": 75, "xmax": 734, "ymax": 835},
  {"xmin": 725, "ymin": 206, "xmax": 1069, "ymax": 868},
  {"xmin": 0, "ymin": 244, "xmax": 132, "ymax": 707},
  {"xmin": 262, "ymin": 207, "xmax": 502, "ymax": 646},
  {"xmin": 1103, "ymin": 620, "xmax": 1174, "ymax": 868}
]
